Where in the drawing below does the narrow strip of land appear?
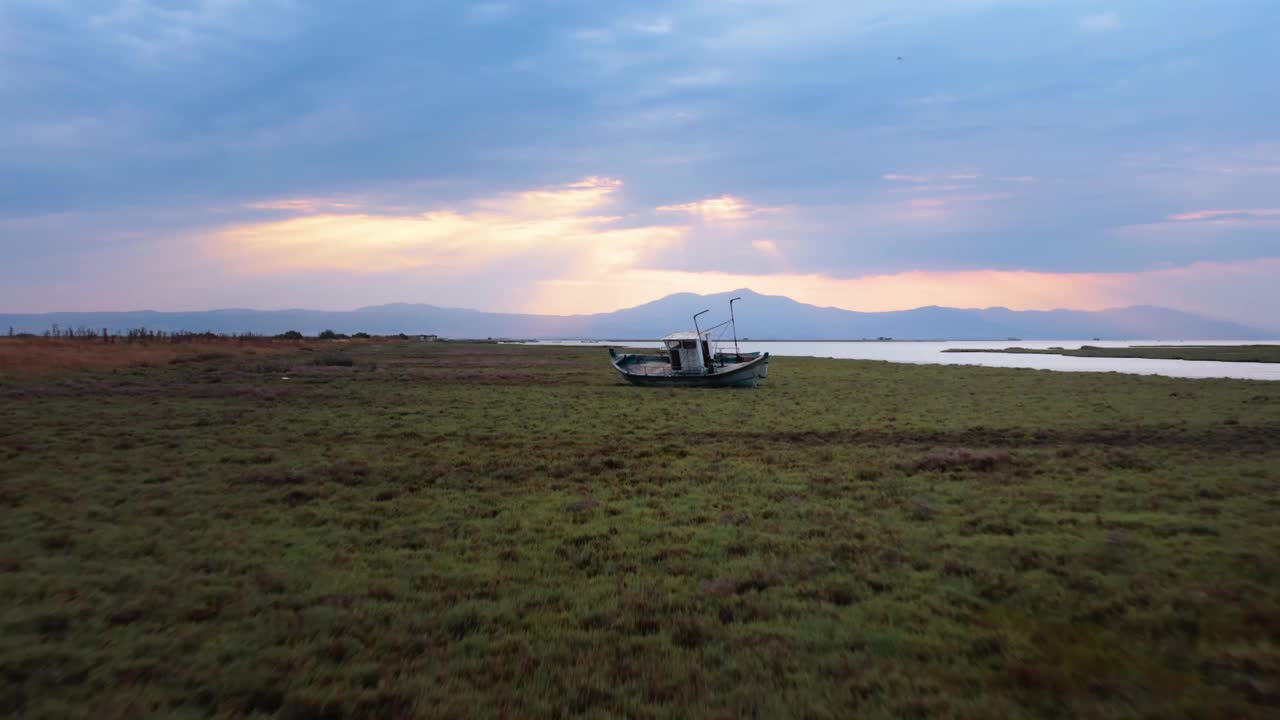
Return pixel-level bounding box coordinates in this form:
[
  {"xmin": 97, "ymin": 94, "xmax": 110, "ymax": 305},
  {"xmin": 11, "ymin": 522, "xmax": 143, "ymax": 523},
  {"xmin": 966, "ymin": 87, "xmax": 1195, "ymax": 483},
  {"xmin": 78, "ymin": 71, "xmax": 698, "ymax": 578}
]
[{"xmin": 943, "ymin": 344, "xmax": 1280, "ymax": 363}]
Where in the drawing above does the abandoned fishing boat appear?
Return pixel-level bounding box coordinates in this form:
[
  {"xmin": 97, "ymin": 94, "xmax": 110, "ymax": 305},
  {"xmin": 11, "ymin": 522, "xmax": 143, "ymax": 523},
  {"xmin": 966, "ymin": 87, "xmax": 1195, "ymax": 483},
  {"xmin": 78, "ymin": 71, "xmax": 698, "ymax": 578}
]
[{"xmin": 608, "ymin": 298, "xmax": 769, "ymax": 388}]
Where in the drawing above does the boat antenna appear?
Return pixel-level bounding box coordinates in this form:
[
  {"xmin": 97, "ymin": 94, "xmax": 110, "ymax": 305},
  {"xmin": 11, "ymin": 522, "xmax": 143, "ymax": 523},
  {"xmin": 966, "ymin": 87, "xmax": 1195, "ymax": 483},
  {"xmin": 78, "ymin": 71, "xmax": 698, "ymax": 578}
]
[
  {"xmin": 729, "ymin": 296, "xmax": 741, "ymax": 356},
  {"xmin": 693, "ymin": 309, "xmax": 709, "ymax": 337}
]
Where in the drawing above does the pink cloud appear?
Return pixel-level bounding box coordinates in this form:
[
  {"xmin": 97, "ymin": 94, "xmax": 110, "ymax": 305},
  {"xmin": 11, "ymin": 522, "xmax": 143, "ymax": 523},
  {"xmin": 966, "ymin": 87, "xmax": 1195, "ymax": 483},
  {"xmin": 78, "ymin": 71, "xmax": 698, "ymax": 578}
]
[
  {"xmin": 1168, "ymin": 208, "xmax": 1280, "ymax": 222},
  {"xmin": 882, "ymin": 173, "xmax": 929, "ymax": 183}
]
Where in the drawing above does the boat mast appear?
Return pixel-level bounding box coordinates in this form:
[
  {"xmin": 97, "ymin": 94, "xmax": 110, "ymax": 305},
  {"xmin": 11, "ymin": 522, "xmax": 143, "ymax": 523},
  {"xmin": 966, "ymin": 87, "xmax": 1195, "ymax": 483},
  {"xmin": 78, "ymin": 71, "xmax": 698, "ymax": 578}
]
[
  {"xmin": 729, "ymin": 296, "xmax": 741, "ymax": 356},
  {"xmin": 693, "ymin": 309, "xmax": 711, "ymax": 368}
]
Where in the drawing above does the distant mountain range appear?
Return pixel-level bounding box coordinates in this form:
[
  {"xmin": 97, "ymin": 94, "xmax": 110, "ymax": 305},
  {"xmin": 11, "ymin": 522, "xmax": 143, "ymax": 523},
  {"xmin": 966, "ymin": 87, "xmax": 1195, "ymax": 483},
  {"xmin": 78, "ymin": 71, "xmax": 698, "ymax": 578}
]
[{"xmin": 0, "ymin": 289, "xmax": 1269, "ymax": 340}]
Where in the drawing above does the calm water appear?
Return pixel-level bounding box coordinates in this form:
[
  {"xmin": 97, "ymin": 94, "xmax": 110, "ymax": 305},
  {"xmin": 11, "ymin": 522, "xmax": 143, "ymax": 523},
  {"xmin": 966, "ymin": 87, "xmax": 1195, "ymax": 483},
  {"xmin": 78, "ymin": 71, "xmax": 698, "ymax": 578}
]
[{"xmin": 523, "ymin": 339, "xmax": 1280, "ymax": 381}]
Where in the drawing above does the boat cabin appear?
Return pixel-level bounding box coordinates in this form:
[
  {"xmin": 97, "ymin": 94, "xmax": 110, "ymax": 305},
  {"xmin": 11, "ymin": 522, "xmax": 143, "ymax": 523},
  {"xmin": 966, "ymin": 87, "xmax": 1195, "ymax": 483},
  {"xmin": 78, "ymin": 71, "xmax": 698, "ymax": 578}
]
[{"xmin": 661, "ymin": 331, "xmax": 714, "ymax": 374}]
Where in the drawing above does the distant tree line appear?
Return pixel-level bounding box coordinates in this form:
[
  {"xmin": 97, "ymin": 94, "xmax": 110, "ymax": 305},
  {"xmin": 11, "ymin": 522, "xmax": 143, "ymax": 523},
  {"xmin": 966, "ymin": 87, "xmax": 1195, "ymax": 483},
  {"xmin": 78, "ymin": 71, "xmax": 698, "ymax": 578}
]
[{"xmin": 2, "ymin": 326, "xmax": 438, "ymax": 342}]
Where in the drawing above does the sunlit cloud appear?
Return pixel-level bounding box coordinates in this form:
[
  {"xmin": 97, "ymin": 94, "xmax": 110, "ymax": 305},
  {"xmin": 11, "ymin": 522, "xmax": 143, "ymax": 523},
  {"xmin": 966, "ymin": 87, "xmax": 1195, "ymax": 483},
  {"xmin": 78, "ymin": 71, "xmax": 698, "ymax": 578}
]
[
  {"xmin": 655, "ymin": 194, "xmax": 778, "ymax": 221},
  {"xmin": 477, "ymin": 176, "xmax": 624, "ymax": 217},
  {"xmin": 882, "ymin": 173, "xmax": 929, "ymax": 183},
  {"xmin": 752, "ymin": 239, "xmax": 781, "ymax": 258},
  {"xmin": 211, "ymin": 177, "xmax": 685, "ymax": 275}
]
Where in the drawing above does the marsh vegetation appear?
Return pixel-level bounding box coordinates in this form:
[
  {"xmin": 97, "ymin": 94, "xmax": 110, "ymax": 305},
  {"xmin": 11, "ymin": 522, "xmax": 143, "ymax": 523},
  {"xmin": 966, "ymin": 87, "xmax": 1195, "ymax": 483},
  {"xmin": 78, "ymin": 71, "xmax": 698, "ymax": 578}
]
[{"xmin": 2, "ymin": 341, "xmax": 1278, "ymax": 717}]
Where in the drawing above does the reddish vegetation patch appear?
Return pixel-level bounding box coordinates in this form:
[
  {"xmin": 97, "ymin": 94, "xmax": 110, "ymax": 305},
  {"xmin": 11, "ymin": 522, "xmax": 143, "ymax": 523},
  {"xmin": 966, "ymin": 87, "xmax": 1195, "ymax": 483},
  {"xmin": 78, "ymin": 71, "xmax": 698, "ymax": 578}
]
[{"xmin": 0, "ymin": 338, "xmax": 300, "ymax": 377}]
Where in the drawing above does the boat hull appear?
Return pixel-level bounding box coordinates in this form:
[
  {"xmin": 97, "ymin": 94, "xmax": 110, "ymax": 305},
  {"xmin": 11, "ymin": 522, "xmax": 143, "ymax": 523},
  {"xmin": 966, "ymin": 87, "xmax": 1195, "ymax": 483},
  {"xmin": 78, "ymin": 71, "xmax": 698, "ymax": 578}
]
[{"xmin": 609, "ymin": 350, "xmax": 770, "ymax": 388}]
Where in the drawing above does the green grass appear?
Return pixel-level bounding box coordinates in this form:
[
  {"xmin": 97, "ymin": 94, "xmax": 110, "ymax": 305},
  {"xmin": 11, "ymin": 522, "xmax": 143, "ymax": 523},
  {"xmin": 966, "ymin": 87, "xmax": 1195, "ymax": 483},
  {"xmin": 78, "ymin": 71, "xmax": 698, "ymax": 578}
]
[
  {"xmin": 944, "ymin": 344, "xmax": 1280, "ymax": 363},
  {"xmin": 2, "ymin": 341, "xmax": 1279, "ymax": 718}
]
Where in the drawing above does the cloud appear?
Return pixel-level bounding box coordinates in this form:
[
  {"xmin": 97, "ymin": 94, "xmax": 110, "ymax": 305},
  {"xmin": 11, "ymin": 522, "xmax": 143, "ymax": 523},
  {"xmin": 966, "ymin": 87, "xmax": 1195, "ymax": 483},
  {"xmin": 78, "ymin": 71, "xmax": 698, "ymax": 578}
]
[
  {"xmin": 656, "ymin": 195, "xmax": 778, "ymax": 221},
  {"xmin": 1217, "ymin": 165, "xmax": 1280, "ymax": 177},
  {"xmin": 1117, "ymin": 207, "xmax": 1280, "ymax": 243},
  {"xmin": 1079, "ymin": 13, "xmax": 1119, "ymax": 32},
  {"xmin": 211, "ymin": 177, "xmax": 684, "ymax": 275},
  {"xmin": 910, "ymin": 198, "xmax": 947, "ymax": 209},
  {"xmin": 752, "ymin": 239, "xmax": 781, "ymax": 257},
  {"xmin": 887, "ymin": 184, "xmax": 965, "ymax": 193},
  {"xmin": 1168, "ymin": 208, "xmax": 1280, "ymax": 222},
  {"xmin": 476, "ymin": 177, "xmax": 624, "ymax": 217},
  {"xmin": 633, "ymin": 18, "xmax": 672, "ymax": 34},
  {"xmin": 246, "ymin": 198, "xmax": 358, "ymax": 213},
  {"xmin": 883, "ymin": 173, "xmax": 1027, "ymax": 190}
]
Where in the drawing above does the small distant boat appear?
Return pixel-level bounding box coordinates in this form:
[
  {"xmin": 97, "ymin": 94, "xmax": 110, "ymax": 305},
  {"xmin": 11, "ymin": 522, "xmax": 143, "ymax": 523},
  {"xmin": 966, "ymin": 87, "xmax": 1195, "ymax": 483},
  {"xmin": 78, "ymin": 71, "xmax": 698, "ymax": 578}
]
[{"xmin": 608, "ymin": 297, "xmax": 769, "ymax": 388}]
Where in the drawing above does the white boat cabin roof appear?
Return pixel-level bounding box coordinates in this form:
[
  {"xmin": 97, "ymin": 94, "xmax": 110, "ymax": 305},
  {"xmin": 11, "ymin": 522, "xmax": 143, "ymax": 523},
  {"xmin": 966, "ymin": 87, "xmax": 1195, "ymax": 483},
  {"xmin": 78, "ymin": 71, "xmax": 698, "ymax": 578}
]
[{"xmin": 661, "ymin": 331, "xmax": 711, "ymax": 341}]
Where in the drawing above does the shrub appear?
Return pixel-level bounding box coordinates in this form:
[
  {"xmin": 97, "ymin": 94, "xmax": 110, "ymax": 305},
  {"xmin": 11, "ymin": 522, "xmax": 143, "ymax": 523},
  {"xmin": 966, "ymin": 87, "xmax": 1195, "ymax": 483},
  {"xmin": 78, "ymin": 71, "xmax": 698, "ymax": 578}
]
[{"xmin": 276, "ymin": 330, "xmax": 303, "ymax": 340}]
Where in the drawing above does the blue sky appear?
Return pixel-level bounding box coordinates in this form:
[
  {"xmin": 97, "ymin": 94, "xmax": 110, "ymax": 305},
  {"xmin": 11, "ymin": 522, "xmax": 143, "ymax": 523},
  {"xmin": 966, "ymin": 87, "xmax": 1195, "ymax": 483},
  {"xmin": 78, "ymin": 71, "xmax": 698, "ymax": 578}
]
[{"xmin": 2, "ymin": 1, "xmax": 1278, "ymax": 329}]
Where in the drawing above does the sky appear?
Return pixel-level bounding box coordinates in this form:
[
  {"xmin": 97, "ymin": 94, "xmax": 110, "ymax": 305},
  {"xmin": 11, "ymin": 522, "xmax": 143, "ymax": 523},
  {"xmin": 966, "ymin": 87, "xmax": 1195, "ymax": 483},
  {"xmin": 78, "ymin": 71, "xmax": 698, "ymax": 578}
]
[{"xmin": 1, "ymin": 0, "xmax": 1278, "ymax": 329}]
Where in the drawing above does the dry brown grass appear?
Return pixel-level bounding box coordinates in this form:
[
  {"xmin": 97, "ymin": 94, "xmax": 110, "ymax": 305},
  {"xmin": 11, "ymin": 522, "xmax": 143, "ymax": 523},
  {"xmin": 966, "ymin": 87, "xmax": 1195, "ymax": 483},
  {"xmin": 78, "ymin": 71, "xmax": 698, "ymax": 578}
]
[{"xmin": 0, "ymin": 338, "xmax": 301, "ymax": 376}]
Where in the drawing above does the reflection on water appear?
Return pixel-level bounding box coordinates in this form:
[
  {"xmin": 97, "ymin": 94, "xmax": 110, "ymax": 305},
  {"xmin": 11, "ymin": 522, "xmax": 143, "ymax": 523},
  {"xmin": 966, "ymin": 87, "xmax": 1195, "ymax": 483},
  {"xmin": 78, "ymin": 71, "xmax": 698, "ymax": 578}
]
[{"xmin": 523, "ymin": 339, "xmax": 1280, "ymax": 381}]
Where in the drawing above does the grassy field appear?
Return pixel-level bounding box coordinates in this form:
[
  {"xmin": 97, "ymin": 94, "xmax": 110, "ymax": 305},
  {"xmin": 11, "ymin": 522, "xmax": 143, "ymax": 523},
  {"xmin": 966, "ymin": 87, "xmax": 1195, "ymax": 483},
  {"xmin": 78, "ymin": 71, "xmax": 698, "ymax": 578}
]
[
  {"xmin": 2, "ymin": 340, "xmax": 1279, "ymax": 718},
  {"xmin": 943, "ymin": 344, "xmax": 1280, "ymax": 363}
]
